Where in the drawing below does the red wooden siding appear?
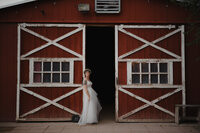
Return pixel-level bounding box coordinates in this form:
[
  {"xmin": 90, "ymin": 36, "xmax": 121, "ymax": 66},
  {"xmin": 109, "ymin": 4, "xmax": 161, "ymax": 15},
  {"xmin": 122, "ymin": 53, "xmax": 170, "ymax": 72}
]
[
  {"xmin": 0, "ymin": 23, "xmax": 17, "ymax": 121},
  {"xmin": 118, "ymin": 88, "xmax": 182, "ymax": 120},
  {"xmin": 0, "ymin": 0, "xmax": 193, "ymax": 23},
  {"xmin": 20, "ymin": 87, "xmax": 82, "ymax": 118},
  {"xmin": 119, "ymin": 28, "xmax": 181, "ymax": 59}
]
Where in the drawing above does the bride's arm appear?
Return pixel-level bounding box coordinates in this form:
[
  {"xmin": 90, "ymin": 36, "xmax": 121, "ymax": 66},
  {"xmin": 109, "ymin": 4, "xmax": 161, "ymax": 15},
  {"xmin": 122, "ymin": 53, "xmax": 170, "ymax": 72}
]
[{"xmin": 83, "ymin": 80, "xmax": 90, "ymax": 101}]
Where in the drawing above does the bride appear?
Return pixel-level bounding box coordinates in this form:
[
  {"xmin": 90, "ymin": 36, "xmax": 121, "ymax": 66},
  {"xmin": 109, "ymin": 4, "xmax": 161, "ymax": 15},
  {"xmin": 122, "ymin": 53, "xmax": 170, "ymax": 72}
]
[{"xmin": 78, "ymin": 69, "xmax": 102, "ymax": 125}]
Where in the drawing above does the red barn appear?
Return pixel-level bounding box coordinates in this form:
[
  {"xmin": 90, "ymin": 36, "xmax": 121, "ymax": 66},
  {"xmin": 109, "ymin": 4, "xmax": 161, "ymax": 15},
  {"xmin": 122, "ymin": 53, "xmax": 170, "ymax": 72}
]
[{"xmin": 0, "ymin": 0, "xmax": 199, "ymax": 122}]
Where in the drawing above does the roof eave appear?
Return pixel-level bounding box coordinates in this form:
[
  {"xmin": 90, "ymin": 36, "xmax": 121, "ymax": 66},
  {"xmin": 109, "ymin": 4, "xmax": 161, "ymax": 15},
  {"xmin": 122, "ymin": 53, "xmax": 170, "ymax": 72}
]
[{"xmin": 0, "ymin": 0, "xmax": 37, "ymax": 9}]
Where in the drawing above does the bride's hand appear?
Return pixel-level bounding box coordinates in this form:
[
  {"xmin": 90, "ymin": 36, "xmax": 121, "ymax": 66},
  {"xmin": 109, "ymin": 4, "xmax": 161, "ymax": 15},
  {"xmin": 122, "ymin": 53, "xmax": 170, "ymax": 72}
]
[{"xmin": 88, "ymin": 96, "xmax": 90, "ymax": 101}]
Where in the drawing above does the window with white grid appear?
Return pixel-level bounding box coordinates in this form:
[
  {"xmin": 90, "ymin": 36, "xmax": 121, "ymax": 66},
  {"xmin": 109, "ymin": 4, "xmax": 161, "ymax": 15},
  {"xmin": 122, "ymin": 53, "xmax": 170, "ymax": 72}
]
[
  {"xmin": 127, "ymin": 62, "xmax": 173, "ymax": 85},
  {"xmin": 30, "ymin": 59, "xmax": 74, "ymax": 84}
]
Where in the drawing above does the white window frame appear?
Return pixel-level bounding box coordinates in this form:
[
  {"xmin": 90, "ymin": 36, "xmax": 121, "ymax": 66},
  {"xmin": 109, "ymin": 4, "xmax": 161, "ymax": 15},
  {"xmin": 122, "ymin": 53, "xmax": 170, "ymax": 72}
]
[
  {"xmin": 29, "ymin": 58, "xmax": 74, "ymax": 85},
  {"xmin": 127, "ymin": 60, "xmax": 173, "ymax": 85}
]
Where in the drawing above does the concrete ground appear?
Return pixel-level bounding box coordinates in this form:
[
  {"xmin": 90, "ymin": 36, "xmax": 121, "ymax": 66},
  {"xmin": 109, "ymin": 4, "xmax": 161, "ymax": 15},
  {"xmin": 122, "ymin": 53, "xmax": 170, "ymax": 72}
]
[{"xmin": 0, "ymin": 105, "xmax": 199, "ymax": 133}]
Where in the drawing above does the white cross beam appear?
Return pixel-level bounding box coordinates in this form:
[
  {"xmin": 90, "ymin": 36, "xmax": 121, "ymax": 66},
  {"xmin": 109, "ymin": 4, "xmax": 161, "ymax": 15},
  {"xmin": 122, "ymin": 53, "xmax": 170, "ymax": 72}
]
[
  {"xmin": 20, "ymin": 87, "xmax": 83, "ymax": 118},
  {"xmin": 118, "ymin": 27, "xmax": 181, "ymax": 59},
  {"xmin": 20, "ymin": 26, "xmax": 83, "ymax": 58},
  {"xmin": 118, "ymin": 87, "xmax": 182, "ymax": 119}
]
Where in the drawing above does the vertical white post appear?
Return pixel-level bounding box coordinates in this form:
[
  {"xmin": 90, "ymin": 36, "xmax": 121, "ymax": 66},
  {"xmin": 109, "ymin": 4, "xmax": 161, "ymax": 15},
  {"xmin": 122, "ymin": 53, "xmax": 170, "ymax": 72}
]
[
  {"xmin": 115, "ymin": 25, "xmax": 119, "ymax": 122},
  {"xmin": 16, "ymin": 24, "xmax": 21, "ymax": 120},
  {"xmin": 82, "ymin": 25, "xmax": 86, "ymax": 78},
  {"xmin": 70, "ymin": 60, "xmax": 74, "ymax": 84},
  {"xmin": 127, "ymin": 62, "xmax": 132, "ymax": 84},
  {"xmin": 169, "ymin": 62, "xmax": 173, "ymax": 85},
  {"xmin": 29, "ymin": 59, "xmax": 33, "ymax": 84},
  {"xmin": 181, "ymin": 25, "xmax": 186, "ymax": 116}
]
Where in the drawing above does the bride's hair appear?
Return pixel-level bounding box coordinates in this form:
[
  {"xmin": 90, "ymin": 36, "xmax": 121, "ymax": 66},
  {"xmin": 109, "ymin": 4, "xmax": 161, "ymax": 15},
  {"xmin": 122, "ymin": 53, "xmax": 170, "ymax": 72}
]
[{"xmin": 84, "ymin": 68, "xmax": 92, "ymax": 76}]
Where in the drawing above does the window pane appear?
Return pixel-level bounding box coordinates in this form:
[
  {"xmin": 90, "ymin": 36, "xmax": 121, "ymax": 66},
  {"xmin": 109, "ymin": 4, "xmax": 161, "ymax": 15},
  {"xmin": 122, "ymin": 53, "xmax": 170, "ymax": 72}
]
[
  {"xmin": 43, "ymin": 73, "xmax": 51, "ymax": 82},
  {"xmin": 43, "ymin": 62, "xmax": 51, "ymax": 71},
  {"xmin": 142, "ymin": 74, "xmax": 149, "ymax": 84},
  {"xmin": 151, "ymin": 63, "xmax": 157, "ymax": 72},
  {"xmin": 53, "ymin": 73, "xmax": 60, "ymax": 82},
  {"xmin": 160, "ymin": 63, "xmax": 167, "ymax": 72},
  {"xmin": 62, "ymin": 62, "xmax": 69, "ymax": 71},
  {"xmin": 142, "ymin": 63, "xmax": 148, "ymax": 72},
  {"xmin": 132, "ymin": 63, "xmax": 139, "ymax": 72},
  {"xmin": 132, "ymin": 74, "xmax": 140, "ymax": 83},
  {"xmin": 53, "ymin": 62, "xmax": 60, "ymax": 71},
  {"xmin": 151, "ymin": 74, "xmax": 158, "ymax": 83},
  {"xmin": 160, "ymin": 74, "xmax": 168, "ymax": 84},
  {"xmin": 33, "ymin": 73, "xmax": 41, "ymax": 82},
  {"xmin": 34, "ymin": 62, "xmax": 41, "ymax": 71},
  {"xmin": 62, "ymin": 73, "xmax": 69, "ymax": 82}
]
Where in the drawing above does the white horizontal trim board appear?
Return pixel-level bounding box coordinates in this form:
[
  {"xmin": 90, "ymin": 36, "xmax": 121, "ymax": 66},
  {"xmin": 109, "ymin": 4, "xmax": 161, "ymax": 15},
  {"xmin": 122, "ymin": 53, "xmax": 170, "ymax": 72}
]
[
  {"xmin": 21, "ymin": 58, "xmax": 83, "ymax": 61},
  {"xmin": 119, "ymin": 85, "xmax": 182, "ymax": 89},
  {"xmin": 21, "ymin": 84, "xmax": 82, "ymax": 87},
  {"xmin": 20, "ymin": 23, "xmax": 83, "ymax": 28},
  {"xmin": 118, "ymin": 58, "xmax": 181, "ymax": 62},
  {"xmin": 20, "ymin": 87, "xmax": 83, "ymax": 117},
  {"xmin": 119, "ymin": 25, "xmax": 176, "ymax": 29}
]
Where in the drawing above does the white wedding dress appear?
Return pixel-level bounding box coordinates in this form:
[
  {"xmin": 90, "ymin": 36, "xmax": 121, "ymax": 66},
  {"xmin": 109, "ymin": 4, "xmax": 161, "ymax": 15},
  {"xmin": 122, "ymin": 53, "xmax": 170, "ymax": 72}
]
[{"xmin": 78, "ymin": 80, "xmax": 102, "ymax": 125}]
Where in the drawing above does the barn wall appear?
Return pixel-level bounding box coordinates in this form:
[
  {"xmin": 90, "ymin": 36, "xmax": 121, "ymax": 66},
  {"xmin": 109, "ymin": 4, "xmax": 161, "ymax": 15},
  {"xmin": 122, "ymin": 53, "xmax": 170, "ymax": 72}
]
[
  {"xmin": 0, "ymin": 23, "xmax": 17, "ymax": 121},
  {"xmin": 0, "ymin": 0, "xmax": 200, "ymax": 122},
  {"xmin": 185, "ymin": 29, "xmax": 200, "ymax": 105},
  {"xmin": 0, "ymin": 0, "xmax": 193, "ymax": 23},
  {"xmin": 0, "ymin": 25, "xmax": 200, "ymax": 122}
]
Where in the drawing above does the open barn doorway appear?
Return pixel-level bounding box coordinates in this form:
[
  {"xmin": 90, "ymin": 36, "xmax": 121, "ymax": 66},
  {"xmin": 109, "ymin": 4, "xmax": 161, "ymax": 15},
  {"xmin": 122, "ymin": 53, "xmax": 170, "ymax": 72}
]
[{"xmin": 86, "ymin": 26, "xmax": 115, "ymax": 121}]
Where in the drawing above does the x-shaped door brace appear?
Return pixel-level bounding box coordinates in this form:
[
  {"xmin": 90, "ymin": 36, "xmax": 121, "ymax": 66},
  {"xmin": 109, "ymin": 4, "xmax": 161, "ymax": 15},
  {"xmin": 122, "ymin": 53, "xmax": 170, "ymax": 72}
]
[
  {"xmin": 119, "ymin": 87, "xmax": 182, "ymax": 119},
  {"xmin": 118, "ymin": 87, "xmax": 182, "ymax": 119},
  {"xmin": 20, "ymin": 87, "xmax": 83, "ymax": 118},
  {"xmin": 118, "ymin": 26, "xmax": 182, "ymax": 59},
  {"xmin": 20, "ymin": 25, "xmax": 84, "ymax": 59}
]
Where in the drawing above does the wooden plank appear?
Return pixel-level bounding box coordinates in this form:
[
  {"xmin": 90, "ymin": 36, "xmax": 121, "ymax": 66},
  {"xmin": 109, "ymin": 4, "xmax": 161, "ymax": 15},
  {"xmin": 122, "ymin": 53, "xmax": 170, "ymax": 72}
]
[
  {"xmin": 181, "ymin": 25, "xmax": 186, "ymax": 117},
  {"xmin": 118, "ymin": 58, "xmax": 181, "ymax": 62},
  {"xmin": 21, "ymin": 84, "xmax": 82, "ymax": 87},
  {"xmin": 16, "ymin": 24, "xmax": 21, "ymax": 120},
  {"xmin": 115, "ymin": 25, "xmax": 119, "ymax": 122},
  {"xmin": 120, "ymin": 85, "xmax": 182, "ymax": 88},
  {"xmin": 118, "ymin": 118, "xmax": 174, "ymax": 122},
  {"xmin": 82, "ymin": 25, "xmax": 86, "ymax": 76},
  {"xmin": 17, "ymin": 118, "xmax": 72, "ymax": 121},
  {"xmin": 21, "ymin": 23, "xmax": 83, "ymax": 28},
  {"xmin": 21, "ymin": 57, "xmax": 82, "ymax": 61},
  {"xmin": 119, "ymin": 25, "xmax": 176, "ymax": 29}
]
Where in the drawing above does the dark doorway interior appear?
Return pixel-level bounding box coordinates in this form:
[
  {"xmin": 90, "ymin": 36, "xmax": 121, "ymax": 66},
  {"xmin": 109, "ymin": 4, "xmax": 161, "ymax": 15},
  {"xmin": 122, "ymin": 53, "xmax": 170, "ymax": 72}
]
[{"xmin": 86, "ymin": 26, "xmax": 115, "ymax": 121}]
